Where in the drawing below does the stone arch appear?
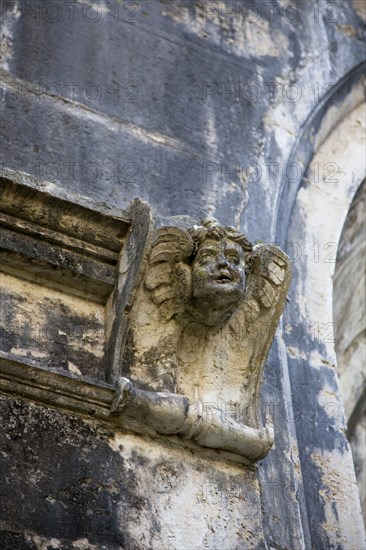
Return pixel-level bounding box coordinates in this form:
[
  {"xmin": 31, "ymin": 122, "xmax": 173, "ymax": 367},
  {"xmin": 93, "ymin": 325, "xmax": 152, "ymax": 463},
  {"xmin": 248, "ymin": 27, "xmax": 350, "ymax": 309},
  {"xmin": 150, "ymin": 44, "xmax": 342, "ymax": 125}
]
[
  {"xmin": 275, "ymin": 65, "xmax": 366, "ymax": 548},
  {"xmin": 333, "ymin": 178, "xmax": 365, "ymax": 521},
  {"xmin": 285, "ymin": 100, "xmax": 365, "ymax": 364},
  {"xmin": 275, "ymin": 61, "xmax": 366, "ymax": 244}
]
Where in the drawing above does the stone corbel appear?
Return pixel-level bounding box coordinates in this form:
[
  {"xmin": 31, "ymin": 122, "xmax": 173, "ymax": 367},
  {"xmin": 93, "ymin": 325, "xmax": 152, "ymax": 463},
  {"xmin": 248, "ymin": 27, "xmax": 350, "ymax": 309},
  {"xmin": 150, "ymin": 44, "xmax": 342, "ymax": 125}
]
[
  {"xmin": 0, "ymin": 173, "xmax": 291, "ymax": 465},
  {"xmin": 112, "ymin": 221, "xmax": 291, "ymax": 463}
]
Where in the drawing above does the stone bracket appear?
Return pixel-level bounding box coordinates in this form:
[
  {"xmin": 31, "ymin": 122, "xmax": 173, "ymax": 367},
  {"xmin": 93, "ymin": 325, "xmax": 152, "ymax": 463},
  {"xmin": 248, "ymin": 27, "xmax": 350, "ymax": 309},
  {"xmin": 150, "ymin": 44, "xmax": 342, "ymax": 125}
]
[{"xmin": 0, "ymin": 170, "xmax": 289, "ymax": 467}]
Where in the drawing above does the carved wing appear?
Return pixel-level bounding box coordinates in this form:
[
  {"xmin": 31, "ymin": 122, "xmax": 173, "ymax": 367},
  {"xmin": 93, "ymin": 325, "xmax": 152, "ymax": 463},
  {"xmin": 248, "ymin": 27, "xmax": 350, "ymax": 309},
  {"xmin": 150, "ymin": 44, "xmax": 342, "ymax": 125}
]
[
  {"xmin": 145, "ymin": 226, "xmax": 194, "ymax": 320},
  {"xmin": 228, "ymin": 244, "xmax": 292, "ymax": 415},
  {"xmin": 243, "ymin": 244, "xmax": 291, "ymax": 325}
]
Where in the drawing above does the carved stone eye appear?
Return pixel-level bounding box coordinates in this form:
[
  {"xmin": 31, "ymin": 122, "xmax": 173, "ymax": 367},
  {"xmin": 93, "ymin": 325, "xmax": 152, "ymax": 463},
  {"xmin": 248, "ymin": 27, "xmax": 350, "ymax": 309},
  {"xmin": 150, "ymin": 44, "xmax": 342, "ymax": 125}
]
[
  {"xmin": 227, "ymin": 254, "xmax": 239, "ymax": 264},
  {"xmin": 200, "ymin": 252, "xmax": 215, "ymax": 261}
]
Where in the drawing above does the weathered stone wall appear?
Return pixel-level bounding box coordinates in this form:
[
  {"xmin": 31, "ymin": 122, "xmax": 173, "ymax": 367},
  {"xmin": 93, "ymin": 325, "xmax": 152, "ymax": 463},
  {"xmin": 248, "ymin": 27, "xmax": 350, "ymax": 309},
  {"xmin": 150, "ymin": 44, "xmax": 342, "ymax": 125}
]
[
  {"xmin": 334, "ymin": 178, "xmax": 366, "ymax": 523},
  {"xmin": 282, "ymin": 99, "xmax": 365, "ymax": 549},
  {"xmin": 0, "ymin": 0, "xmax": 365, "ymax": 235},
  {"xmin": 0, "ymin": 1, "xmax": 365, "ymax": 549}
]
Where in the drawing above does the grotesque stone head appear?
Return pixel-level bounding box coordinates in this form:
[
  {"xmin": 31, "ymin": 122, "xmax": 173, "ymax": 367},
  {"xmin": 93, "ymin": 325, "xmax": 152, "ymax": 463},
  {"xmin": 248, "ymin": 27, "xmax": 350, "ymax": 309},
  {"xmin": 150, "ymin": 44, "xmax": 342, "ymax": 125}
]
[{"xmin": 188, "ymin": 220, "xmax": 252, "ymax": 325}]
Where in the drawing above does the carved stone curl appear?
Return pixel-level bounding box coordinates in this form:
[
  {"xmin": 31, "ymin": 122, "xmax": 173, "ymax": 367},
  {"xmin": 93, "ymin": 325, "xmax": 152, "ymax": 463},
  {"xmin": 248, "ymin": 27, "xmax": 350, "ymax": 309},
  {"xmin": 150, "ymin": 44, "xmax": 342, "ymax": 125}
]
[{"xmin": 111, "ymin": 219, "xmax": 291, "ymax": 463}]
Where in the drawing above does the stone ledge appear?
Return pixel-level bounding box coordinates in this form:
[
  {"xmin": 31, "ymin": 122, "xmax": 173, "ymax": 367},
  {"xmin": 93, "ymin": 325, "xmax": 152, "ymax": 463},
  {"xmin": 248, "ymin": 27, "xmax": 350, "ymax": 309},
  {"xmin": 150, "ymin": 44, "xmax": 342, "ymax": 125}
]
[
  {"xmin": 0, "ymin": 350, "xmax": 254, "ymax": 467},
  {"xmin": 0, "ymin": 350, "xmax": 114, "ymax": 420}
]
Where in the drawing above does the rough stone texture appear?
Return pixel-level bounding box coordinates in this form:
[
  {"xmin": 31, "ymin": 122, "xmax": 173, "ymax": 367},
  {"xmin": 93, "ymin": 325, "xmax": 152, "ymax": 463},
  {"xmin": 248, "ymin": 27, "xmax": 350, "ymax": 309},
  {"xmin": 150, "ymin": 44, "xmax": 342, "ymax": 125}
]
[
  {"xmin": 0, "ymin": 396, "xmax": 266, "ymax": 550},
  {"xmin": 0, "ymin": 175, "xmax": 134, "ymax": 384},
  {"xmin": 283, "ymin": 100, "xmax": 366, "ymax": 548},
  {"xmin": 0, "ymin": 0, "xmax": 364, "ymax": 236},
  {"xmin": 1, "ymin": 271, "xmax": 106, "ymax": 378},
  {"xmin": 0, "ymin": 0, "xmax": 366, "ymax": 548},
  {"xmin": 334, "ymin": 178, "xmax": 366, "ymax": 523},
  {"xmin": 0, "ymin": 397, "xmax": 129, "ymax": 550}
]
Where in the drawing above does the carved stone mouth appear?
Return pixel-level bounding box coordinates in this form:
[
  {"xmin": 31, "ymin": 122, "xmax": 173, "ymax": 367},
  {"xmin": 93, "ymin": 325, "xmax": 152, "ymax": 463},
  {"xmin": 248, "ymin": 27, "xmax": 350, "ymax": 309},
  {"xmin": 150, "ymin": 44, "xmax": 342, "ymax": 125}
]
[{"xmin": 215, "ymin": 273, "xmax": 232, "ymax": 283}]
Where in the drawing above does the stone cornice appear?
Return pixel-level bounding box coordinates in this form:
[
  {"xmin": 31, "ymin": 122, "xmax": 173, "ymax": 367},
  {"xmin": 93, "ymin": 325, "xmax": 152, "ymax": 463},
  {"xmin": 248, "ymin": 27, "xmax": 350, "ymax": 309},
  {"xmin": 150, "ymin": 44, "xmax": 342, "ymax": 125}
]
[{"xmin": 0, "ymin": 350, "xmax": 114, "ymax": 420}]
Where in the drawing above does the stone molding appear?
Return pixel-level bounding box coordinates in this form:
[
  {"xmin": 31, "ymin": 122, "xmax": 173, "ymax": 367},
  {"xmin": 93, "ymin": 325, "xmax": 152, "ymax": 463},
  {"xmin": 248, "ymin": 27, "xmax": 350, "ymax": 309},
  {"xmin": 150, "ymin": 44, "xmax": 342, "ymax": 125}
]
[{"xmin": 0, "ymin": 171, "xmax": 291, "ymax": 464}]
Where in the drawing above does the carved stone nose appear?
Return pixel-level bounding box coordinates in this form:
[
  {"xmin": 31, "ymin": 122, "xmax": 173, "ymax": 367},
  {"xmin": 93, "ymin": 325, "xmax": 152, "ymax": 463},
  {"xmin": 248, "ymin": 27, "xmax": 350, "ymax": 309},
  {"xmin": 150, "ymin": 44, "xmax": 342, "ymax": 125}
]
[{"xmin": 217, "ymin": 254, "xmax": 228, "ymax": 267}]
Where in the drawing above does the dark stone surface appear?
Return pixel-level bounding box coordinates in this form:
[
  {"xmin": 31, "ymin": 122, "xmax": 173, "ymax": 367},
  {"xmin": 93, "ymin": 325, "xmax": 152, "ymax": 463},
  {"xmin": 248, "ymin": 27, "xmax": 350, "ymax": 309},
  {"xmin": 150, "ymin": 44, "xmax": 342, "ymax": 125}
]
[
  {"xmin": 0, "ymin": 397, "xmax": 134, "ymax": 549},
  {"xmin": 0, "ymin": 0, "xmax": 365, "ymax": 548},
  {"xmin": 1, "ymin": 0, "xmax": 364, "ymax": 236}
]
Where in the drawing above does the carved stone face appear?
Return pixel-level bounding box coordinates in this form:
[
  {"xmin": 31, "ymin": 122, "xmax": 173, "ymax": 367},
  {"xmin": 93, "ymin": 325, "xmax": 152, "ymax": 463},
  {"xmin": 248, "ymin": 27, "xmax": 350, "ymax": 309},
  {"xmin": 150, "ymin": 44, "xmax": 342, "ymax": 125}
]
[{"xmin": 191, "ymin": 238, "xmax": 246, "ymax": 318}]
